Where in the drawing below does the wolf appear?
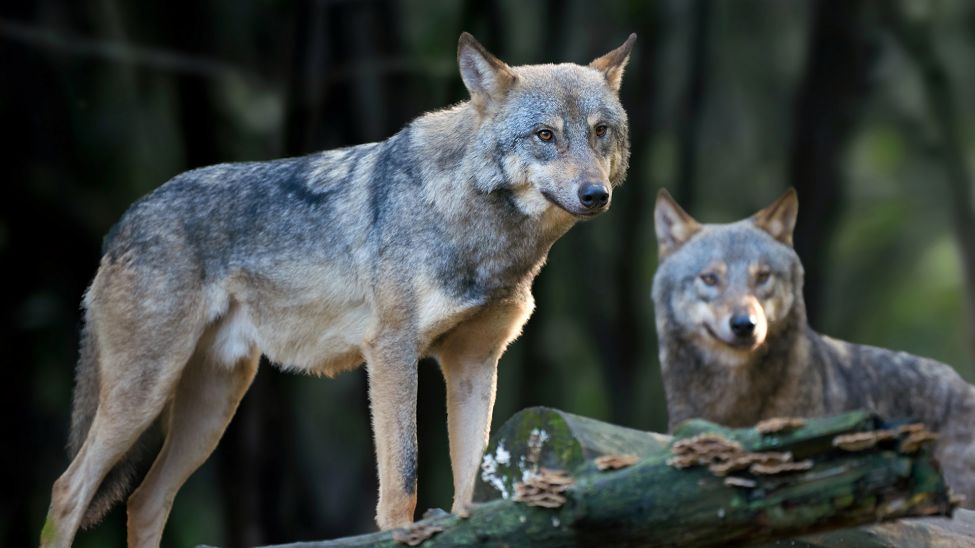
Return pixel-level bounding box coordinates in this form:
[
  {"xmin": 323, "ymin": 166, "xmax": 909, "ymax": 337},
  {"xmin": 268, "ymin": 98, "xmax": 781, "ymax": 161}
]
[
  {"xmin": 652, "ymin": 188, "xmax": 975, "ymax": 508},
  {"xmin": 41, "ymin": 32, "xmax": 636, "ymax": 547}
]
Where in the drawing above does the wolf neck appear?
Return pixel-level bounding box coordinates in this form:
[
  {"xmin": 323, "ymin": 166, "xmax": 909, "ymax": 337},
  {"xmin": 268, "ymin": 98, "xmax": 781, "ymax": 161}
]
[
  {"xmin": 401, "ymin": 103, "xmax": 576, "ymax": 294},
  {"xmin": 663, "ymin": 301, "xmax": 821, "ymax": 428}
]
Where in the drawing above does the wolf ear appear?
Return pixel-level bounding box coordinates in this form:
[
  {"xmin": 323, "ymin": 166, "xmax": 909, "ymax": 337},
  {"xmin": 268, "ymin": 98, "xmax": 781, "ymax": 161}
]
[
  {"xmin": 655, "ymin": 189, "xmax": 701, "ymax": 259},
  {"xmin": 590, "ymin": 33, "xmax": 637, "ymax": 93},
  {"xmin": 458, "ymin": 32, "xmax": 517, "ymax": 111},
  {"xmin": 752, "ymin": 188, "xmax": 799, "ymax": 246}
]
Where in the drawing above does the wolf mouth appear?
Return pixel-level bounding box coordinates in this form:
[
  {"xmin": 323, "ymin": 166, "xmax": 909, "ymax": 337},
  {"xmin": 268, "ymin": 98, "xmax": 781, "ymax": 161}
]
[
  {"xmin": 540, "ymin": 190, "xmax": 603, "ymax": 217},
  {"xmin": 704, "ymin": 324, "xmax": 756, "ymax": 350}
]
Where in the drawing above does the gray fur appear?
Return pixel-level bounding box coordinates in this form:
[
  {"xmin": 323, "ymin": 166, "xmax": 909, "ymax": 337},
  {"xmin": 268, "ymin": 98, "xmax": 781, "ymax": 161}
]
[
  {"xmin": 652, "ymin": 190, "xmax": 975, "ymax": 508},
  {"xmin": 52, "ymin": 32, "xmax": 636, "ymax": 541}
]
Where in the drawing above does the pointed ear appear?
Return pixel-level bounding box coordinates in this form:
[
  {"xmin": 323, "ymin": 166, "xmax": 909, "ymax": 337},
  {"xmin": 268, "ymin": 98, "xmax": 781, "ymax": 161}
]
[
  {"xmin": 752, "ymin": 188, "xmax": 799, "ymax": 246},
  {"xmin": 458, "ymin": 32, "xmax": 517, "ymax": 111},
  {"xmin": 589, "ymin": 33, "xmax": 637, "ymax": 93},
  {"xmin": 655, "ymin": 189, "xmax": 701, "ymax": 259}
]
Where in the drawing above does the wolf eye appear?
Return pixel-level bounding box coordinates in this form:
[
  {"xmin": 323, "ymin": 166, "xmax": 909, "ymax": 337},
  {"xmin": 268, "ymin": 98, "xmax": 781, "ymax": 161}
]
[
  {"xmin": 755, "ymin": 270, "xmax": 772, "ymax": 284},
  {"xmin": 699, "ymin": 273, "xmax": 719, "ymax": 287},
  {"xmin": 536, "ymin": 129, "xmax": 554, "ymax": 142},
  {"xmin": 594, "ymin": 124, "xmax": 608, "ymax": 137}
]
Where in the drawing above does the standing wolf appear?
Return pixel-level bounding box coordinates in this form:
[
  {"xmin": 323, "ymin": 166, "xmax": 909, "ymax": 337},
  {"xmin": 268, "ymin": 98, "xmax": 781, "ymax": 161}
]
[
  {"xmin": 652, "ymin": 189, "xmax": 975, "ymax": 508},
  {"xmin": 42, "ymin": 32, "xmax": 636, "ymax": 547}
]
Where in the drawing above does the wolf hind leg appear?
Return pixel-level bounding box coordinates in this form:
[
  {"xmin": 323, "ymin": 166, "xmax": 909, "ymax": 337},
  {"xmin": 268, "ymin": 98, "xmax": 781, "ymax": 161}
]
[
  {"xmin": 43, "ymin": 327, "xmax": 202, "ymax": 548},
  {"xmin": 126, "ymin": 347, "xmax": 259, "ymax": 548}
]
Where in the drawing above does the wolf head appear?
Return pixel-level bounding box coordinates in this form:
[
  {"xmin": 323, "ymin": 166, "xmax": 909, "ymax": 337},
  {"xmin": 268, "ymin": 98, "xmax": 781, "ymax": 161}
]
[
  {"xmin": 652, "ymin": 189, "xmax": 805, "ymax": 368},
  {"xmin": 456, "ymin": 32, "xmax": 635, "ymax": 219}
]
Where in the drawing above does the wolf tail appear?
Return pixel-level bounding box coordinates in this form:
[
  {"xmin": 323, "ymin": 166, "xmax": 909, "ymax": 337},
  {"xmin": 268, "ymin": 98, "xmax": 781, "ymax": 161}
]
[{"xmin": 68, "ymin": 312, "xmax": 154, "ymax": 529}]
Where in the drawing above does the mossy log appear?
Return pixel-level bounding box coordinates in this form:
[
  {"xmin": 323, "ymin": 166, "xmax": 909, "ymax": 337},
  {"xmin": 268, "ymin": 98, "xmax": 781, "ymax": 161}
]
[{"xmin": 259, "ymin": 407, "xmax": 956, "ymax": 547}]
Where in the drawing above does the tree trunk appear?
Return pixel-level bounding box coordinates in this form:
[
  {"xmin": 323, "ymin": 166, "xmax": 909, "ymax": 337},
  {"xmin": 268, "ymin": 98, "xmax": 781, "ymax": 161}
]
[
  {"xmin": 884, "ymin": 3, "xmax": 975, "ymax": 361},
  {"xmin": 787, "ymin": 0, "xmax": 876, "ymax": 325},
  {"xmin": 674, "ymin": 0, "xmax": 713, "ymax": 209},
  {"xmin": 255, "ymin": 408, "xmax": 958, "ymax": 547}
]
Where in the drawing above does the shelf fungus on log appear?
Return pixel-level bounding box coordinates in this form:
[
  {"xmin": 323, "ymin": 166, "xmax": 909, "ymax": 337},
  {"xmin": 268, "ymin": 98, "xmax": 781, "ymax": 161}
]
[
  {"xmin": 593, "ymin": 454, "xmax": 639, "ymax": 471},
  {"xmin": 755, "ymin": 417, "xmax": 806, "ymax": 434},
  {"xmin": 513, "ymin": 468, "xmax": 574, "ymax": 508},
  {"xmin": 390, "ymin": 523, "xmax": 445, "ymax": 546},
  {"xmin": 667, "ymin": 431, "xmax": 814, "ymax": 477}
]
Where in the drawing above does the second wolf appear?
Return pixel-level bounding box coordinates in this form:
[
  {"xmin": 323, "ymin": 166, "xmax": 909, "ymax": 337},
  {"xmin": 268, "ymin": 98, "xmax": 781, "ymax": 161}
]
[
  {"xmin": 43, "ymin": 32, "xmax": 636, "ymax": 547},
  {"xmin": 652, "ymin": 189, "xmax": 975, "ymax": 507}
]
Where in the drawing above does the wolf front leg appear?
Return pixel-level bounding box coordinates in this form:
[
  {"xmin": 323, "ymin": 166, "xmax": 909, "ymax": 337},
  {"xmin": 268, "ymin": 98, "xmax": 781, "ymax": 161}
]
[
  {"xmin": 363, "ymin": 337, "xmax": 419, "ymax": 530},
  {"xmin": 436, "ymin": 299, "xmax": 533, "ymax": 512}
]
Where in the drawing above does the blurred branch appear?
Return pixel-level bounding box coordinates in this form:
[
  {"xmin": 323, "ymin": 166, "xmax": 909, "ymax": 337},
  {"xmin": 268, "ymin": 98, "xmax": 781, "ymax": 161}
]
[
  {"xmin": 884, "ymin": 3, "xmax": 975, "ymax": 360},
  {"xmin": 0, "ymin": 18, "xmax": 452, "ymax": 89},
  {"xmin": 0, "ymin": 18, "xmax": 239, "ymax": 79}
]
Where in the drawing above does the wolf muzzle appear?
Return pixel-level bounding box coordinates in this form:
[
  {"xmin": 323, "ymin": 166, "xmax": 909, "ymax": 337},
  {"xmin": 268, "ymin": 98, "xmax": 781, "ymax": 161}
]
[{"xmin": 729, "ymin": 313, "xmax": 757, "ymax": 339}]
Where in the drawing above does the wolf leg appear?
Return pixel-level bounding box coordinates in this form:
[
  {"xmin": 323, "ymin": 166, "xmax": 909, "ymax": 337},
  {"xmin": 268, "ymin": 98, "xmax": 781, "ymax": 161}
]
[
  {"xmin": 125, "ymin": 348, "xmax": 259, "ymax": 547},
  {"xmin": 440, "ymin": 352, "xmax": 498, "ymax": 512},
  {"xmin": 363, "ymin": 336, "xmax": 419, "ymax": 530},
  {"xmin": 437, "ymin": 299, "xmax": 533, "ymax": 512},
  {"xmin": 934, "ymin": 402, "xmax": 975, "ymax": 509},
  {"xmin": 43, "ymin": 333, "xmax": 199, "ymax": 548}
]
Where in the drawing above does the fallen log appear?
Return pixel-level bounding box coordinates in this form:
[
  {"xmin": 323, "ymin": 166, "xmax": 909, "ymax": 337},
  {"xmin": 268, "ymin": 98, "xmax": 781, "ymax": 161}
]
[
  {"xmin": 770, "ymin": 508, "xmax": 975, "ymax": 547},
  {"xmin": 258, "ymin": 407, "xmax": 956, "ymax": 547}
]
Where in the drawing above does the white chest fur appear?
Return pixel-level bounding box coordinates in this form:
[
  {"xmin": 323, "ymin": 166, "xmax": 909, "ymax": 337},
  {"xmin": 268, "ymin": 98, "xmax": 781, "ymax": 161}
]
[{"xmin": 201, "ymin": 266, "xmax": 483, "ymax": 375}]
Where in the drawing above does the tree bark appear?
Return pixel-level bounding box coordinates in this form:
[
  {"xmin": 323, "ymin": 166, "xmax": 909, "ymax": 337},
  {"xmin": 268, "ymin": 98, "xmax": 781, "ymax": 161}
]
[{"xmin": 787, "ymin": 0, "xmax": 876, "ymax": 325}]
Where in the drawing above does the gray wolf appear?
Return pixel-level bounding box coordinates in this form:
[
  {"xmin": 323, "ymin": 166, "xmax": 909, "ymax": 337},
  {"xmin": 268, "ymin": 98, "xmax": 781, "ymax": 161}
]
[
  {"xmin": 652, "ymin": 188, "xmax": 975, "ymax": 508},
  {"xmin": 41, "ymin": 32, "xmax": 636, "ymax": 547}
]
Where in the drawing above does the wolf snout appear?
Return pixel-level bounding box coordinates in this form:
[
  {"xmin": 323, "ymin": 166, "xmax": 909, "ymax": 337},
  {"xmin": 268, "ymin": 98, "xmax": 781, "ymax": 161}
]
[
  {"xmin": 729, "ymin": 313, "xmax": 757, "ymax": 339},
  {"xmin": 578, "ymin": 182, "xmax": 610, "ymax": 211}
]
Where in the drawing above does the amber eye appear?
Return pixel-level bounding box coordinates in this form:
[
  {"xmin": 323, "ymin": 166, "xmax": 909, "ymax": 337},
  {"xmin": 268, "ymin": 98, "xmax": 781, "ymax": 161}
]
[
  {"xmin": 756, "ymin": 270, "xmax": 772, "ymax": 284},
  {"xmin": 595, "ymin": 124, "xmax": 608, "ymax": 137},
  {"xmin": 700, "ymin": 273, "xmax": 719, "ymax": 287},
  {"xmin": 536, "ymin": 129, "xmax": 554, "ymax": 142}
]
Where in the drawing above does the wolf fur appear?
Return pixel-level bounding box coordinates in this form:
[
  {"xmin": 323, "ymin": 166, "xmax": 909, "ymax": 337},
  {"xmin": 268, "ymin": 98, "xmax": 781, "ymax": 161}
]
[
  {"xmin": 42, "ymin": 32, "xmax": 636, "ymax": 547},
  {"xmin": 652, "ymin": 188, "xmax": 975, "ymax": 508}
]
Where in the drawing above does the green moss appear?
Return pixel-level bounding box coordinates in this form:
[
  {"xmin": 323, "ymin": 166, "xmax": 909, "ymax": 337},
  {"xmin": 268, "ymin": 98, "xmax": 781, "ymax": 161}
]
[{"xmin": 39, "ymin": 514, "xmax": 57, "ymax": 546}]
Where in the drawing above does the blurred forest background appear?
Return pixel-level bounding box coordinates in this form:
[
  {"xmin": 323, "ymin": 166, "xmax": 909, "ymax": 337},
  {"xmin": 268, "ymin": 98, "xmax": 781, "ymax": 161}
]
[{"xmin": 3, "ymin": 0, "xmax": 975, "ymax": 546}]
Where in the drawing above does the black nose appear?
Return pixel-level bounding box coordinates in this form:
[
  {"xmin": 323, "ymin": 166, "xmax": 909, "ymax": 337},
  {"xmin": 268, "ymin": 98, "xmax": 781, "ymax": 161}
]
[
  {"xmin": 729, "ymin": 314, "xmax": 756, "ymax": 338},
  {"xmin": 578, "ymin": 182, "xmax": 610, "ymax": 209}
]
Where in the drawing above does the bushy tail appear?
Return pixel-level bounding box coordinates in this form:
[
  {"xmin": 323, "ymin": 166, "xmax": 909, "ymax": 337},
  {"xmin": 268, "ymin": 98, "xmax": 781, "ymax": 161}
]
[{"xmin": 68, "ymin": 314, "xmax": 156, "ymax": 530}]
